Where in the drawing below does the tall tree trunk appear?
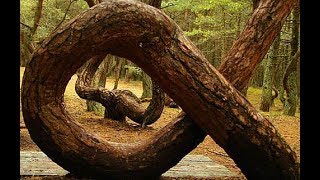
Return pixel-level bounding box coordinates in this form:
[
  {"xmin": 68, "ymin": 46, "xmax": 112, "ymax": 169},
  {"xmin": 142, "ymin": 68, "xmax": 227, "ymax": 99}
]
[
  {"xmin": 139, "ymin": 0, "xmax": 162, "ymax": 99},
  {"xmin": 278, "ymin": 44, "xmax": 290, "ymax": 108},
  {"xmin": 283, "ymin": 6, "xmax": 300, "ymax": 116},
  {"xmin": 113, "ymin": 56, "xmax": 122, "ymax": 90},
  {"xmin": 260, "ymin": 34, "xmax": 280, "ymax": 112},
  {"xmin": 250, "ymin": 64, "xmax": 264, "ymax": 87},
  {"xmin": 87, "ymin": 61, "xmax": 108, "ymax": 115},
  {"xmin": 21, "ymin": 0, "xmax": 299, "ymax": 179},
  {"xmin": 140, "ymin": 72, "xmax": 153, "ymax": 99},
  {"xmin": 20, "ymin": 30, "xmax": 34, "ymax": 67},
  {"xmin": 235, "ymin": 0, "xmax": 261, "ymax": 96},
  {"xmin": 98, "ymin": 58, "xmax": 109, "ymax": 88},
  {"xmin": 283, "ymin": 50, "xmax": 300, "ymax": 116}
]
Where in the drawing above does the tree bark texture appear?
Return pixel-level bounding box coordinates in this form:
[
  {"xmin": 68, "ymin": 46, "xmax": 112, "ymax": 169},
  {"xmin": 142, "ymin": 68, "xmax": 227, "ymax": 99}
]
[
  {"xmin": 84, "ymin": 55, "xmax": 106, "ymax": 114},
  {"xmin": 140, "ymin": 71, "xmax": 152, "ymax": 99},
  {"xmin": 75, "ymin": 53, "xmax": 165, "ymax": 125},
  {"xmin": 283, "ymin": 6, "xmax": 300, "ymax": 116},
  {"xmin": 21, "ymin": 0, "xmax": 299, "ymax": 179},
  {"xmin": 218, "ymin": 0, "xmax": 296, "ymax": 92},
  {"xmin": 283, "ymin": 50, "xmax": 300, "ymax": 116},
  {"xmin": 97, "ymin": 58, "xmax": 109, "ymax": 88},
  {"xmin": 260, "ymin": 34, "xmax": 280, "ymax": 112}
]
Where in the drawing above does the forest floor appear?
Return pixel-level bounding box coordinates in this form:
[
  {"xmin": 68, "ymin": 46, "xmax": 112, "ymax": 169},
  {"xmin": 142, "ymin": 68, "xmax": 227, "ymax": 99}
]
[{"xmin": 20, "ymin": 67, "xmax": 300, "ymax": 180}]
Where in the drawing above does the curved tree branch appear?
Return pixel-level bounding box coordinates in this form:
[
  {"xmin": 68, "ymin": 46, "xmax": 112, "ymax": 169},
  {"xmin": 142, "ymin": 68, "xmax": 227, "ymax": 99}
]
[{"xmin": 75, "ymin": 55, "xmax": 165, "ymax": 125}]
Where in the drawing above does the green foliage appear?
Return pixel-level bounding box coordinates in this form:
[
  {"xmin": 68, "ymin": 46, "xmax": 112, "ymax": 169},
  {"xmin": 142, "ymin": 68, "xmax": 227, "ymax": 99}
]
[
  {"xmin": 20, "ymin": 0, "xmax": 88, "ymax": 43},
  {"xmin": 163, "ymin": 0, "xmax": 251, "ymax": 65}
]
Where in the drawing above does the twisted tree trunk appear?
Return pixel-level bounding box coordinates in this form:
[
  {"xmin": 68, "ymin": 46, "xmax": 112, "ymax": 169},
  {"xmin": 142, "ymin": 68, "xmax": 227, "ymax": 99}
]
[
  {"xmin": 22, "ymin": 0, "xmax": 299, "ymax": 179},
  {"xmin": 84, "ymin": 55, "xmax": 106, "ymax": 114},
  {"xmin": 76, "ymin": 53, "xmax": 165, "ymax": 125}
]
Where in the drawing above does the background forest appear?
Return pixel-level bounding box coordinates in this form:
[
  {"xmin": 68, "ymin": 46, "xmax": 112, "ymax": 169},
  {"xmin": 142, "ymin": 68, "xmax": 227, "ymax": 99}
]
[{"xmin": 20, "ymin": 0, "xmax": 300, "ymax": 116}]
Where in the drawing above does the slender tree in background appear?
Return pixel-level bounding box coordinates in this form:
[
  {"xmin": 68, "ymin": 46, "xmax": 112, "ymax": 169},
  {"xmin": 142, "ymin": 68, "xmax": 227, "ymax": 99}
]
[
  {"xmin": 30, "ymin": 0, "xmax": 44, "ymax": 37},
  {"xmin": 283, "ymin": 5, "xmax": 300, "ymax": 116},
  {"xmin": 260, "ymin": 34, "xmax": 280, "ymax": 112},
  {"xmin": 140, "ymin": 72, "xmax": 153, "ymax": 99},
  {"xmin": 113, "ymin": 56, "xmax": 122, "ymax": 90},
  {"xmin": 20, "ymin": 0, "xmax": 44, "ymax": 66},
  {"xmin": 85, "ymin": 56, "xmax": 107, "ymax": 115}
]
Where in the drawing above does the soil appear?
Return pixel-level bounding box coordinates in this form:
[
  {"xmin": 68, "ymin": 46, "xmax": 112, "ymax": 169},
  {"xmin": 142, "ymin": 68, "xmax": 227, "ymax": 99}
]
[{"xmin": 20, "ymin": 67, "xmax": 300, "ymax": 179}]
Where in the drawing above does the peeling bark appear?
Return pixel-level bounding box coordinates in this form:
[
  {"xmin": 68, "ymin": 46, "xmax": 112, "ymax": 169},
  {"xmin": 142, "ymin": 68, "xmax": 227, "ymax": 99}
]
[{"xmin": 22, "ymin": 0, "xmax": 299, "ymax": 179}]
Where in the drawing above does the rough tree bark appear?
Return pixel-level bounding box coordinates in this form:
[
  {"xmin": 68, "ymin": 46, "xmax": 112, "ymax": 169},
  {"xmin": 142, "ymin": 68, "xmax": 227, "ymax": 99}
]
[
  {"xmin": 79, "ymin": 0, "xmax": 166, "ymax": 125},
  {"xmin": 84, "ymin": 0, "xmax": 109, "ymax": 115},
  {"xmin": 76, "ymin": 53, "xmax": 165, "ymax": 125},
  {"xmin": 84, "ymin": 55, "xmax": 106, "ymax": 114},
  {"xmin": 21, "ymin": 0, "xmax": 299, "ymax": 179},
  {"xmin": 140, "ymin": 0, "xmax": 162, "ymax": 100},
  {"xmin": 260, "ymin": 34, "xmax": 280, "ymax": 112}
]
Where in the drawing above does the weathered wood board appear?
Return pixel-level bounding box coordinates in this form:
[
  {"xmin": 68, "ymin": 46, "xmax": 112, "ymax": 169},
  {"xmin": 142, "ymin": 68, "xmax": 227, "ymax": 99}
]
[{"xmin": 20, "ymin": 151, "xmax": 239, "ymax": 179}]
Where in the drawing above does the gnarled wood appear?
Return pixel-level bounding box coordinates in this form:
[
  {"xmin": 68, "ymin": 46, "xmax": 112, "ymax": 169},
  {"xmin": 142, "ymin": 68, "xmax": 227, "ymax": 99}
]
[
  {"xmin": 22, "ymin": 0, "xmax": 299, "ymax": 179},
  {"xmin": 75, "ymin": 55, "xmax": 165, "ymax": 125}
]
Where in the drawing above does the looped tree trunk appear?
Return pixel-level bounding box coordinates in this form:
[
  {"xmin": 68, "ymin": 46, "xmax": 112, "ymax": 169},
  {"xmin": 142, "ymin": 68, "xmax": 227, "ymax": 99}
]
[
  {"xmin": 75, "ymin": 54, "xmax": 165, "ymax": 125},
  {"xmin": 21, "ymin": 0, "xmax": 299, "ymax": 179}
]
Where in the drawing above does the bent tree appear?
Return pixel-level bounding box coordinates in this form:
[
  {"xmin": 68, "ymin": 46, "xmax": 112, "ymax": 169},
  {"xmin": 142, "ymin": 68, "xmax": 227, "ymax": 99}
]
[
  {"xmin": 76, "ymin": 53, "xmax": 165, "ymax": 125},
  {"xmin": 77, "ymin": 0, "xmax": 166, "ymax": 125},
  {"xmin": 21, "ymin": 0, "xmax": 299, "ymax": 179}
]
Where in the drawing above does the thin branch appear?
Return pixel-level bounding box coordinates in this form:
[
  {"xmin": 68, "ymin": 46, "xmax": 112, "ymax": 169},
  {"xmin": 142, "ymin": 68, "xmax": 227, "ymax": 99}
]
[
  {"xmin": 54, "ymin": 0, "xmax": 76, "ymax": 30},
  {"xmin": 20, "ymin": 22, "xmax": 32, "ymax": 30},
  {"xmin": 161, "ymin": 3, "xmax": 175, "ymax": 9},
  {"xmin": 31, "ymin": 0, "xmax": 44, "ymax": 36}
]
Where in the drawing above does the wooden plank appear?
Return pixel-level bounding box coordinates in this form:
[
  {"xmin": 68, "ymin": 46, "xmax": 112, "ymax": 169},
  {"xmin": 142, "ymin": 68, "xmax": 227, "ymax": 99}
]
[
  {"xmin": 20, "ymin": 151, "xmax": 68, "ymax": 176},
  {"xmin": 20, "ymin": 151, "xmax": 238, "ymax": 179},
  {"xmin": 162, "ymin": 155, "xmax": 237, "ymax": 179}
]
